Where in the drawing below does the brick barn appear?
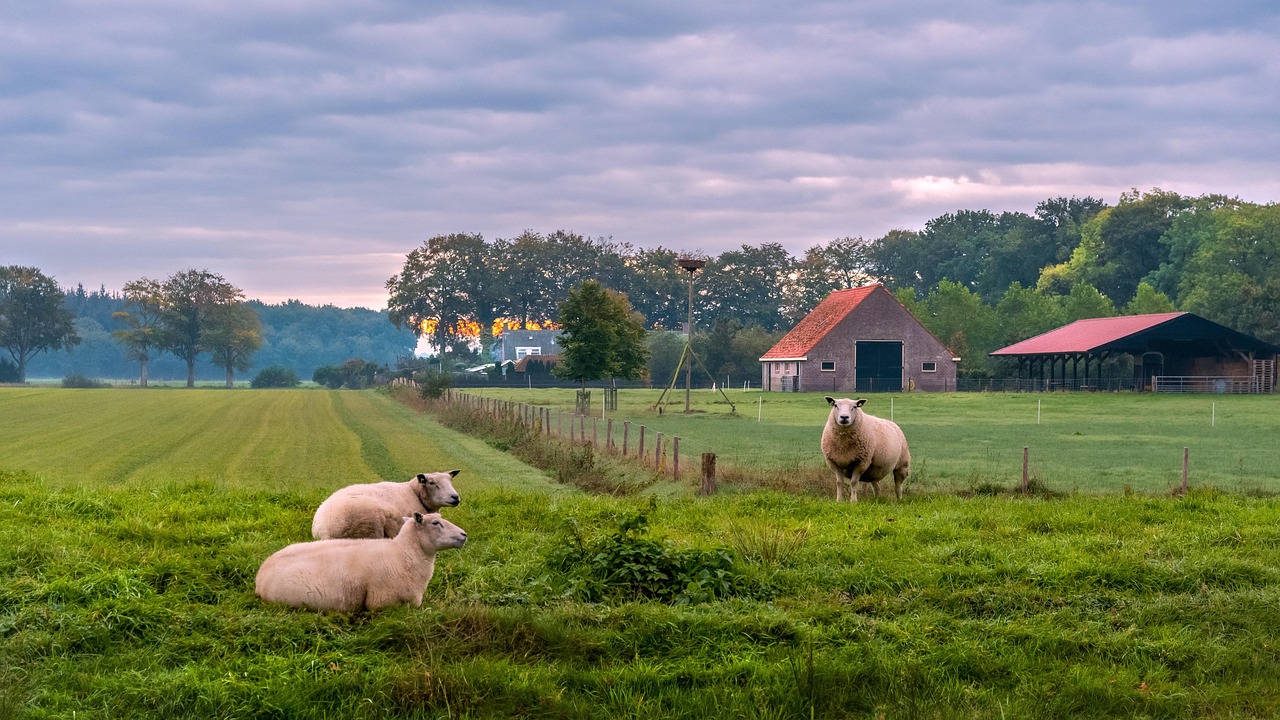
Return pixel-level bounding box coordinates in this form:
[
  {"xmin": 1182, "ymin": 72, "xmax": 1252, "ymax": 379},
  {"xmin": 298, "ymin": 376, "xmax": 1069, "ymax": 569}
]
[{"xmin": 760, "ymin": 284, "xmax": 959, "ymax": 392}]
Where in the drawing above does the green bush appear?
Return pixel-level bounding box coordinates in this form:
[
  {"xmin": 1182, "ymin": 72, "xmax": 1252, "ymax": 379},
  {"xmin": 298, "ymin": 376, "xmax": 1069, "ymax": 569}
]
[
  {"xmin": 61, "ymin": 373, "xmax": 106, "ymax": 388},
  {"xmin": 415, "ymin": 370, "xmax": 453, "ymax": 399},
  {"xmin": 312, "ymin": 364, "xmax": 344, "ymax": 388},
  {"xmin": 250, "ymin": 365, "xmax": 300, "ymax": 388},
  {"xmin": 546, "ymin": 506, "xmax": 749, "ymax": 605}
]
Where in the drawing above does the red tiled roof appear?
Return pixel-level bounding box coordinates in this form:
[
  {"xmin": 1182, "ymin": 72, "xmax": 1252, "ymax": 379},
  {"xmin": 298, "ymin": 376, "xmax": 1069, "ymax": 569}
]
[
  {"xmin": 760, "ymin": 284, "xmax": 881, "ymax": 360},
  {"xmin": 990, "ymin": 312, "xmax": 1186, "ymax": 355}
]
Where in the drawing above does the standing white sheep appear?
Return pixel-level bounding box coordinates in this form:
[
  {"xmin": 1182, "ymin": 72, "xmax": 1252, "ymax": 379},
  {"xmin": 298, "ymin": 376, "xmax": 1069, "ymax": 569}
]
[
  {"xmin": 256, "ymin": 512, "xmax": 467, "ymax": 611},
  {"xmin": 821, "ymin": 396, "xmax": 911, "ymax": 503},
  {"xmin": 311, "ymin": 470, "xmax": 461, "ymax": 540}
]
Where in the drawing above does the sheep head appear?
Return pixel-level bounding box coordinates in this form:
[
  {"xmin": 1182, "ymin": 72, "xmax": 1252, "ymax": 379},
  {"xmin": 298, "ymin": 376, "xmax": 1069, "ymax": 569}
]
[
  {"xmin": 825, "ymin": 396, "xmax": 868, "ymax": 427},
  {"xmin": 414, "ymin": 471, "xmax": 461, "ymax": 509},
  {"xmin": 407, "ymin": 512, "xmax": 468, "ymax": 551}
]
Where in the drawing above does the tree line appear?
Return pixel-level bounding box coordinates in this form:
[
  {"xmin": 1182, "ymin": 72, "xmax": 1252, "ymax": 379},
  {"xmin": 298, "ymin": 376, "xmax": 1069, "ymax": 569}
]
[
  {"xmin": 388, "ymin": 188, "xmax": 1280, "ymax": 378},
  {"xmin": 1, "ymin": 268, "xmax": 417, "ymax": 384}
]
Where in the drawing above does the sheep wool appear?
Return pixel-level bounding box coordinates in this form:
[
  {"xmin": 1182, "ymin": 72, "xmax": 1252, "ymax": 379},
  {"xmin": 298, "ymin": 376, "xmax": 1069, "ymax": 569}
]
[
  {"xmin": 312, "ymin": 470, "xmax": 461, "ymax": 540},
  {"xmin": 256, "ymin": 512, "xmax": 467, "ymax": 611},
  {"xmin": 820, "ymin": 396, "xmax": 911, "ymax": 503}
]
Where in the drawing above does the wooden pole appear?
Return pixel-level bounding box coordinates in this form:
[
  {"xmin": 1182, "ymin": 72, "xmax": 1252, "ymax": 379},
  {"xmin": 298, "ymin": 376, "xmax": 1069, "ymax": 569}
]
[
  {"xmin": 701, "ymin": 448, "xmax": 721, "ymax": 491},
  {"xmin": 1182, "ymin": 447, "xmax": 1190, "ymax": 494},
  {"xmin": 673, "ymin": 436, "xmax": 680, "ymax": 481},
  {"xmin": 656, "ymin": 432, "xmax": 663, "ymax": 470},
  {"xmin": 623, "ymin": 421, "xmax": 630, "ymax": 456},
  {"xmin": 607, "ymin": 419, "xmax": 613, "ymax": 452},
  {"xmin": 639, "ymin": 425, "xmax": 646, "ymax": 461},
  {"xmin": 1022, "ymin": 446, "xmax": 1029, "ymax": 493}
]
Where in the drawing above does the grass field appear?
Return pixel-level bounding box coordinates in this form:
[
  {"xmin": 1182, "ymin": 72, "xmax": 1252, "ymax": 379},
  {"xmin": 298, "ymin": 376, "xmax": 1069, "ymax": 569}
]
[
  {"xmin": 458, "ymin": 387, "xmax": 1280, "ymax": 495},
  {"xmin": 3, "ymin": 386, "xmax": 1280, "ymax": 719}
]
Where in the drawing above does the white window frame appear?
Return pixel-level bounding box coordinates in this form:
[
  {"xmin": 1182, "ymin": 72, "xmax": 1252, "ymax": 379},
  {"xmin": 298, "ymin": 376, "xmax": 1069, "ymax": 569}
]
[
  {"xmin": 515, "ymin": 347, "xmax": 542, "ymax": 360},
  {"xmin": 922, "ymin": 361, "xmax": 937, "ymax": 373},
  {"xmin": 819, "ymin": 361, "xmax": 836, "ymax": 372}
]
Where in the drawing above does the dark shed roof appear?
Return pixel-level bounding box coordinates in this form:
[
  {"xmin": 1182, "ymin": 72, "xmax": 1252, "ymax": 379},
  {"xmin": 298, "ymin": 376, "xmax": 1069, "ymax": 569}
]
[{"xmin": 991, "ymin": 312, "xmax": 1279, "ymax": 357}]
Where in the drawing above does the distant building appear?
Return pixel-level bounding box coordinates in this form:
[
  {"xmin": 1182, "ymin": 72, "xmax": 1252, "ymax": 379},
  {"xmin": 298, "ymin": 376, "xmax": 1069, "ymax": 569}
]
[
  {"xmin": 760, "ymin": 284, "xmax": 959, "ymax": 392},
  {"xmin": 496, "ymin": 329, "xmax": 562, "ymax": 364},
  {"xmin": 990, "ymin": 312, "xmax": 1278, "ymax": 392}
]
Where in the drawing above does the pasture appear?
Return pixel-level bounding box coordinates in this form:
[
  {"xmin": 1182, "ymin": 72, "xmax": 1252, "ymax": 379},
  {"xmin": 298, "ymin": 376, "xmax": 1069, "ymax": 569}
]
[
  {"xmin": 460, "ymin": 387, "xmax": 1280, "ymax": 495},
  {"xmin": 2, "ymin": 386, "xmax": 1280, "ymax": 719}
]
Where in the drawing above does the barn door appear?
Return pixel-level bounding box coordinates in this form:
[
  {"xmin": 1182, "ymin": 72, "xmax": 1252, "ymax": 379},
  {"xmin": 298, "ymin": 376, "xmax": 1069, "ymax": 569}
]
[{"xmin": 854, "ymin": 341, "xmax": 903, "ymax": 392}]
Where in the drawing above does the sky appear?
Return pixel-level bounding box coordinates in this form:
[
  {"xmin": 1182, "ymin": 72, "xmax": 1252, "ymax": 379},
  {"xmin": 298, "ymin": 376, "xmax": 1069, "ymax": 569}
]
[{"xmin": 3, "ymin": 1, "xmax": 1279, "ymax": 310}]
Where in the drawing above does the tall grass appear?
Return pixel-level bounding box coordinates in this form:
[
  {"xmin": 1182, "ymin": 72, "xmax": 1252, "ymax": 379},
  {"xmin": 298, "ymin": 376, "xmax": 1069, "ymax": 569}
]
[{"xmin": 4, "ymin": 388, "xmax": 1280, "ymax": 718}]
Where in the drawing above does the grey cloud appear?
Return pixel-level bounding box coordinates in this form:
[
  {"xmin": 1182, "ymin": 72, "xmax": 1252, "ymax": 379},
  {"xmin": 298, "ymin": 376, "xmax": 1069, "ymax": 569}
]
[{"xmin": 3, "ymin": 1, "xmax": 1279, "ymax": 308}]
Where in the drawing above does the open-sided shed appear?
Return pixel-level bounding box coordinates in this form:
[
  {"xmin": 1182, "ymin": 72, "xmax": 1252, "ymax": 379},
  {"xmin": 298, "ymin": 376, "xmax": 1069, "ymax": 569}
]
[{"xmin": 990, "ymin": 312, "xmax": 1278, "ymax": 392}]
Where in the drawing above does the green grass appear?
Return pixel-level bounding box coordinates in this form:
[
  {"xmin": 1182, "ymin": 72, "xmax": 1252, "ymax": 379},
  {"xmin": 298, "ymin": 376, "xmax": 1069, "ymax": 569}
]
[
  {"xmin": 4, "ymin": 387, "xmax": 1280, "ymax": 718},
  {"xmin": 459, "ymin": 388, "xmax": 1280, "ymax": 495}
]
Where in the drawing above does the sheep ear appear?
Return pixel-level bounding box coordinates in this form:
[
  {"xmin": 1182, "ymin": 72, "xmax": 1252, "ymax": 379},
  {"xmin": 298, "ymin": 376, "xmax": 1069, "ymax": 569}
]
[
  {"xmin": 855, "ymin": 398, "xmax": 867, "ymax": 407},
  {"xmin": 448, "ymin": 469, "xmax": 460, "ymax": 477},
  {"xmin": 825, "ymin": 396, "xmax": 836, "ymax": 406},
  {"xmin": 414, "ymin": 512, "xmax": 424, "ymax": 523},
  {"xmin": 416, "ymin": 473, "xmax": 427, "ymax": 483}
]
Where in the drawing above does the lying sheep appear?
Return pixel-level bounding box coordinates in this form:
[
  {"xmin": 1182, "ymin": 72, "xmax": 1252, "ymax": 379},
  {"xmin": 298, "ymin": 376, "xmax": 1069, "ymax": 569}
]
[
  {"xmin": 256, "ymin": 512, "xmax": 467, "ymax": 611},
  {"xmin": 311, "ymin": 470, "xmax": 461, "ymax": 540},
  {"xmin": 821, "ymin": 396, "xmax": 911, "ymax": 503}
]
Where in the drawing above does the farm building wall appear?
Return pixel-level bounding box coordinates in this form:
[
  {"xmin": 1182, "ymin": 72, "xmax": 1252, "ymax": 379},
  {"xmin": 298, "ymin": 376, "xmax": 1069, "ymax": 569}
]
[{"xmin": 802, "ymin": 289, "xmax": 957, "ymax": 393}]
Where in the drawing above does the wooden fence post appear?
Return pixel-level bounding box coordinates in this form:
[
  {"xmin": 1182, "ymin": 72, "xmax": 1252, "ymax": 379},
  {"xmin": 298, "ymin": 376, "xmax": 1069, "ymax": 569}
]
[
  {"xmin": 623, "ymin": 421, "xmax": 630, "ymax": 456},
  {"xmin": 673, "ymin": 437, "xmax": 680, "ymax": 481},
  {"xmin": 639, "ymin": 426, "xmax": 646, "ymax": 461},
  {"xmin": 701, "ymin": 453, "xmax": 717, "ymax": 496},
  {"xmin": 656, "ymin": 433, "xmax": 663, "ymax": 470},
  {"xmin": 1022, "ymin": 446, "xmax": 1029, "ymax": 493},
  {"xmin": 607, "ymin": 419, "xmax": 613, "ymax": 452},
  {"xmin": 1182, "ymin": 446, "xmax": 1190, "ymax": 494}
]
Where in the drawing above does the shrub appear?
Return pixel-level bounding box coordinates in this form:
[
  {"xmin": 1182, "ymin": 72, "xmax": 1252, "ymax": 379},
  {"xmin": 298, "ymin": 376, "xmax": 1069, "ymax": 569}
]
[
  {"xmin": 251, "ymin": 365, "xmax": 300, "ymax": 388},
  {"xmin": 415, "ymin": 370, "xmax": 453, "ymax": 399},
  {"xmin": 61, "ymin": 374, "xmax": 106, "ymax": 388},
  {"xmin": 312, "ymin": 365, "xmax": 345, "ymax": 388},
  {"xmin": 546, "ymin": 505, "xmax": 749, "ymax": 605}
]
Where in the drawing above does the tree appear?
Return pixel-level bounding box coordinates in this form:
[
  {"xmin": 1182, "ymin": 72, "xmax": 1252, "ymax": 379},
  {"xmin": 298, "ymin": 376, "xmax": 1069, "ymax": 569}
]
[
  {"xmin": 994, "ymin": 282, "xmax": 1066, "ymax": 347},
  {"xmin": 0, "ymin": 266, "xmax": 80, "ymax": 382},
  {"xmin": 112, "ymin": 278, "xmax": 165, "ymax": 387},
  {"xmin": 916, "ymin": 280, "xmax": 1000, "ymax": 377},
  {"xmin": 787, "ymin": 237, "xmax": 874, "ymax": 321},
  {"xmin": 554, "ymin": 281, "xmax": 649, "ymax": 386},
  {"xmin": 1123, "ymin": 282, "xmax": 1177, "ymax": 315},
  {"xmin": 158, "ymin": 269, "xmax": 244, "ymax": 387},
  {"xmin": 1063, "ymin": 283, "xmax": 1117, "ymax": 323},
  {"xmin": 387, "ymin": 233, "xmax": 496, "ymax": 354},
  {"xmin": 620, "ymin": 246, "xmax": 686, "ymax": 330},
  {"xmin": 203, "ymin": 302, "xmax": 263, "ymax": 387},
  {"xmin": 1171, "ymin": 202, "xmax": 1280, "ymax": 343},
  {"xmin": 699, "ymin": 243, "xmax": 793, "ymax": 331}
]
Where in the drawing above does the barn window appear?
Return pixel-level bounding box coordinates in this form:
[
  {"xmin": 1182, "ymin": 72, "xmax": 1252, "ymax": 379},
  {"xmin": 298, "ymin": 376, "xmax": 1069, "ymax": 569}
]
[
  {"xmin": 922, "ymin": 361, "xmax": 937, "ymax": 373},
  {"xmin": 820, "ymin": 361, "xmax": 835, "ymax": 371}
]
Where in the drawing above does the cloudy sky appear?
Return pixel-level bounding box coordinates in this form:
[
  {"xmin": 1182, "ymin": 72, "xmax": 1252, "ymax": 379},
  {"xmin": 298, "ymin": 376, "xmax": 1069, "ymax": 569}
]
[{"xmin": 3, "ymin": 1, "xmax": 1278, "ymax": 309}]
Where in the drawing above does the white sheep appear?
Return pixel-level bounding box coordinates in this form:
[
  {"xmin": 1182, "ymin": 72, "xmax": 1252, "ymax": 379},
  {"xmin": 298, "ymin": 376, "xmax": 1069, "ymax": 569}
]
[
  {"xmin": 311, "ymin": 470, "xmax": 461, "ymax": 540},
  {"xmin": 255, "ymin": 512, "xmax": 467, "ymax": 611},
  {"xmin": 821, "ymin": 396, "xmax": 911, "ymax": 503}
]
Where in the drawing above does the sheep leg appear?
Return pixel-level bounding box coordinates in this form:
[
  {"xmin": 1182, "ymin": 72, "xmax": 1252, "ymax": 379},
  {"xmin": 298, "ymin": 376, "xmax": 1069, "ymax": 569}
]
[
  {"xmin": 893, "ymin": 467, "xmax": 908, "ymax": 500},
  {"xmin": 847, "ymin": 471, "xmax": 861, "ymax": 503}
]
